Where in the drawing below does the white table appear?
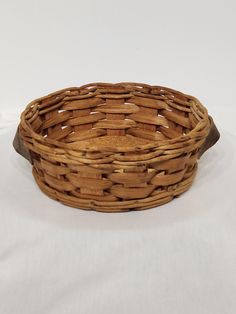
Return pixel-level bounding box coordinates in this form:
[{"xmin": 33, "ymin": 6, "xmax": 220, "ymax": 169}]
[{"xmin": 0, "ymin": 125, "xmax": 235, "ymax": 314}]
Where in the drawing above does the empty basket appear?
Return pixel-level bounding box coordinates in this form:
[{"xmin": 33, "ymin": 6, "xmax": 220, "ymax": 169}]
[{"xmin": 13, "ymin": 82, "xmax": 220, "ymax": 212}]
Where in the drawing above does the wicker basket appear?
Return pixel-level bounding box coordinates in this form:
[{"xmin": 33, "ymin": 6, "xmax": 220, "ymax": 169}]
[{"xmin": 13, "ymin": 82, "xmax": 220, "ymax": 212}]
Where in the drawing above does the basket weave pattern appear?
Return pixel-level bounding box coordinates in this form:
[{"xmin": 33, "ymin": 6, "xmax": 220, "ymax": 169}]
[{"xmin": 16, "ymin": 83, "xmax": 213, "ymax": 212}]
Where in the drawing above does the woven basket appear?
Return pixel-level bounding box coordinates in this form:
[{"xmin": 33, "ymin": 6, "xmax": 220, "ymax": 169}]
[{"xmin": 13, "ymin": 82, "xmax": 220, "ymax": 212}]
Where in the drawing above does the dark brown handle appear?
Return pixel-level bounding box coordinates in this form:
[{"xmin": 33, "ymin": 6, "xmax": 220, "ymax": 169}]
[
  {"xmin": 13, "ymin": 117, "xmax": 220, "ymax": 163},
  {"xmin": 13, "ymin": 126, "xmax": 33, "ymax": 164},
  {"xmin": 198, "ymin": 116, "xmax": 220, "ymax": 158}
]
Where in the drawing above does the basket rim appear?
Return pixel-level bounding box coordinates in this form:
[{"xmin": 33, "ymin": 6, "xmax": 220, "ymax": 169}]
[{"xmin": 20, "ymin": 82, "xmax": 211, "ymax": 153}]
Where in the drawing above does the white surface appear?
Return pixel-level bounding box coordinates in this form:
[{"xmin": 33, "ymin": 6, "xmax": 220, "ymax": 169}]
[
  {"xmin": 0, "ymin": 127, "xmax": 236, "ymax": 314},
  {"xmin": 0, "ymin": 0, "xmax": 236, "ymax": 313}
]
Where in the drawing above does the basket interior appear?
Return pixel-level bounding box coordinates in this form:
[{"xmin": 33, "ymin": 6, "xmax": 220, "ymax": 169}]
[{"xmin": 24, "ymin": 83, "xmax": 201, "ymax": 151}]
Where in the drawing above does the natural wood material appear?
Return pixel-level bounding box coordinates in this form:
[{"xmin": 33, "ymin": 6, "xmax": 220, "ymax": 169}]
[{"xmin": 13, "ymin": 82, "xmax": 220, "ymax": 212}]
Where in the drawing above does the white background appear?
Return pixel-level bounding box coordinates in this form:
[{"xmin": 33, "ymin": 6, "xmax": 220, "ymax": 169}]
[{"xmin": 0, "ymin": 1, "xmax": 235, "ymax": 314}]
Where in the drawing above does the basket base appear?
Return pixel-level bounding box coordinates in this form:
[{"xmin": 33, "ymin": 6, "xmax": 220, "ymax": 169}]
[
  {"xmin": 66, "ymin": 135, "xmax": 152, "ymax": 151},
  {"xmin": 32, "ymin": 164, "xmax": 198, "ymax": 213}
]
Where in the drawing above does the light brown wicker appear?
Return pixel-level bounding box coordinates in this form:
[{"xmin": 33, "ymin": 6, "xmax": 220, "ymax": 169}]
[{"xmin": 13, "ymin": 82, "xmax": 220, "ymax": 212}]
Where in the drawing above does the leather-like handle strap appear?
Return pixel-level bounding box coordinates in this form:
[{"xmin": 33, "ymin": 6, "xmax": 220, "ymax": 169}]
[
  {"xmin": 13, "ymin": 126, "xmax": 33, "ymax": 164},
  {"xmin": 198, "ymin": 116, "xmax": 220, "ymax": 158}
]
